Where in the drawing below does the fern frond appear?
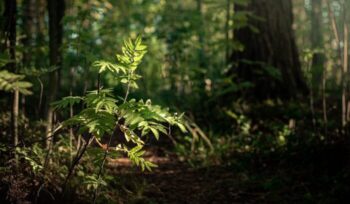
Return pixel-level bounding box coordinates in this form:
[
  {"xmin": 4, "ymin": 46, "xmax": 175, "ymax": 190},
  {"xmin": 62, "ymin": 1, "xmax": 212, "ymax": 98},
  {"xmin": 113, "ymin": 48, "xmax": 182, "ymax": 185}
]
[
  {"xmin": 52, "ymin": 96, "xmax": 84, "ymax": 110},
  {"xmin": 85, "ymin": 89, "xmax": 118, "ymax": 113},
  {"xmin": 127, "ymin": 145, "xmax": 157, "ymax": 171},
  {"xmin": 93, "ymin": 60, "xmax": 126, "ymax": 74},
  {"xmin": 0, "ymin": 70, "xmax": 32, "ymax": 95},
  {"xmin": 20, "ymin": 66, "xmax": 58, "ymax": 77}
]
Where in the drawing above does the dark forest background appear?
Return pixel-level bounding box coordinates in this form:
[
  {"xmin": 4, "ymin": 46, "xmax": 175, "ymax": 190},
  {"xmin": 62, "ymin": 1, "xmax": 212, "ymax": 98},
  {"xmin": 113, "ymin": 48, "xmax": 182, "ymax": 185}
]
[{"xmin": 1, "ymin": 0, "xmax": 350, "ymax": 203}]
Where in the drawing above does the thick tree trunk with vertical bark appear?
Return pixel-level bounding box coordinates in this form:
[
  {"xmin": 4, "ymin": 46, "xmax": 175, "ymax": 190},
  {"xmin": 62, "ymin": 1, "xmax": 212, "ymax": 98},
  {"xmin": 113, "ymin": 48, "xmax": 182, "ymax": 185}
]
[
  {"xmin": 22, "ymin": 0, "xmax": 35, "ymax": 65},
  {"xmin": 45, "ymin": 0, "xmax": 65, "ymax": 148},
  {"xmin": 3, "ymin": 0, "xmax": 18, "ymax": 152},
  {"xmin": 311, "ymin": 0, "xmax": 325, "ymax": 96},
  {"xmin": 34, "ymin": 0, "xmax": 46, "ymax": 68},
  {"xmin": 230, "ymin": 0, "xmax": 308, "ymax": 99},
  {"xmin": 22, "ymin": 0, "xmax": 36, "ymax": 122}
]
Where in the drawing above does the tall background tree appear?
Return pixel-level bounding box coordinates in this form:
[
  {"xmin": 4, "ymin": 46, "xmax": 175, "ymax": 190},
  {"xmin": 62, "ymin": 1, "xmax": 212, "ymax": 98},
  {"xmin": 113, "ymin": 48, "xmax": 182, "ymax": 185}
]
[
  {"xmin": 2, "ymin": 0, "xmax": 18, "ymax": 151},
  {"xmin": 231, "ymin": 0, "xmax": 308, "ymax": 99},
  {"xmin": 45, "ymin": 0, "xmax": 65, "ymax": 148},
  {"xmin": 310, "ymin": 0, "xmax": 325, "ymax": 95}
]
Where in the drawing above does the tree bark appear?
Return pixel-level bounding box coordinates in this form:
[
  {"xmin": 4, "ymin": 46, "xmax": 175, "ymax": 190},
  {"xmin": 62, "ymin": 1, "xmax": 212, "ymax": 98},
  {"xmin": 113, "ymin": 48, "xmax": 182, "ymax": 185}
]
[
  {"xmin": 1, "ymin": 3, "xmax": 18, "ymax": 141},
  {"xmin": 225, "ymin": 0, "xmax": 232, "ymax": 64},
  {"xmin": 35, "ymin": 0, "xmax": 46, "ymax": 68},
  {"xmin": 45, "ymin": 0, "xmax": 65, "ymax": 149},
  {"xmin": 22, "ymin": 0, "xmax": 35, "ymax": 66},
  {"xmin": 3, "ymin": 0, "xmax": 18, "ymax": 164},
  {"xmin": 230, "ymin": 0, "xmax": 308, "ymax": 99},
  {"xmin": 21, "ymin": 0, "xmax": 36, "ymax": 123},
  {"xmin": 197, "ymin": 0, "xmax": 205, "ymax": 69},
  {"xmin": 311, "ymin": 0, "xmax": 325, "ymax": 96},
  {"xmin": 343, "ymin": 19, "xmax": 348, "ymax": 128}
]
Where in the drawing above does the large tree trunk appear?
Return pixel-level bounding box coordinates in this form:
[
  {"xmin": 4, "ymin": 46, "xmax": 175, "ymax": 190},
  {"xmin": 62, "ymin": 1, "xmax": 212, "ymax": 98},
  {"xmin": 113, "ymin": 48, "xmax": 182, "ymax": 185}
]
[
  {"xmin": 22, "ymin": 0, "xmax": 36, "ymax": 123},
  {"xmin": 22, "ymin": 0, "xmax": 35, "ymax": 66},
  {"xmin": 45, "ymin": 0, "xmax": 65, "ymax": 149},
  {"xmin": 35, "ymin": 0, "xmax": 47, "ymax": 68},
  {"xmin": 230, "ymin": 0, "xmax": 308, "ymax": 99},
  {"xmin": 33, "ymin": 0, "xmax": 46, "ymax": 117},
  {"xmin": 3, "ymin": 0, "xmax": 18, "ymax": 147}
]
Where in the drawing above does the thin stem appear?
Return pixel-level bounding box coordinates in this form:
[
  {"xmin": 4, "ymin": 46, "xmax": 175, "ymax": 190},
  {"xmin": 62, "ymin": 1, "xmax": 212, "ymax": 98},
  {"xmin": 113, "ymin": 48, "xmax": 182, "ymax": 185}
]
[
  {"xmin": 62, "ymin": 134, "xmax": 93, "ymax": 195},
  {"xmin": 326, "ymin": 0, "xmax": 340, "ymax": 45},
  {"xmin": 225, "ymin": 0, "xmax": 231, "ymax": 64},
  {"xmin": 68, "ymin": 65, "xmax": 76, "ymax": 164},
  {"xmin": 322, "ymin": 64, "xmax": 328, "ymax": 137},
  {"xmin": 309, "ymin": 59, "xmax": 316, "ymax": 130},
  {"xmin": 12, "ymin": 90, "xmax": 19, "ymax": 168},
  {"xmin": 92, "ymin": 125, "xmax": 118, "ymax": 203},
  {"xmin": 343, "ymin": 22, "xmax": 349, "ymax": 127},
  {"xmin": 123, "ymin": 72, "xmax": 132, "ymax": 103},
  {"xmin": 167, "ymin": 124, "xmax": 177, "ymax": 146},
  {"xmin": 35, "ymin": 123, "xmax": 62, "ymax": 203},
  {"xmin": 97, "ymin": 73, "xmax": 101, "ymax": 93},
  {"xmin": 37, "ymin": 77, "xmax": 43, "ymax": 115}
]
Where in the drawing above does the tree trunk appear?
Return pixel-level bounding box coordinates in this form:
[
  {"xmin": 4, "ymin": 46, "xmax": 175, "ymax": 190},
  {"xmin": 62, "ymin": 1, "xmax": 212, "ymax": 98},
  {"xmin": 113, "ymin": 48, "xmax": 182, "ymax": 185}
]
[
  {"xmin": 230, "ymin": 0, "xmax": 308, "ymax": 99},
  {"xmin": 22, "ymin": 0, "xmax": 35, "ymax": 66},
  {"xmin": 21, "ymin": 0, "xmax": 36, "ymax": 124},
  {"xmin": 309, "ymin": 0, "xmax": 328, "ymax": 136},
  {"xmin": 33, "ymin": 0, "xmax": 46, "ymax": 116},
  {"xmin": 36, "ymin": 0, "xmax": 46, "ymax": 36},
  {"xmin": 225, "ymin": 0, "xmax": 231, "ymax": 64},
  {"xmin": 343, "ymin": 19, "xmax": 349, "ymax": 128},
  {"xmin": 45, "ymin": 0, "xmax": 65, "ymax": 149},
  {"xmin": 197, "ymin": 0, "xmax": 205, "ymax": 69},
  {"xmin": 35, "ymin": 0, "xmax": 46, "ymax": 68},
  {"xmin": 310, "ymin": 0, "xmax": 325, "ymax": 96},
  {"xmin": 3, "ymin": 0, "xmax": 18, "ymax": 164}
]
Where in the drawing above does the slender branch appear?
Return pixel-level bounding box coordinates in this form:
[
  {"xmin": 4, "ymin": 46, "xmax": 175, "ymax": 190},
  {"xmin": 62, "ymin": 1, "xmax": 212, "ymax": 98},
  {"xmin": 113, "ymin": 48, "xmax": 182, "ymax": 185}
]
[
  {"xmin": 34, "ymin": 123, "xmax": 62, "ymax": 203},
  {"xmin": 69, "ymin": 82, "xmax": 74, "ymax": 164},
  {"xmin": 97, "ymin": 73, "xmax": 101, "ymax": 93},
  {"xmin": 323, "ymin": 64, "xmax": 328, "ymax": 136},
  {"xmin": 225, "ymin": 0, "xmax": 231, "ymax": 64},
  {"xmin": 167, "ymin": 124, "xmax": 177, "ymax": 146},
  {"xmin": 307, "ymin": 57, "xmax": 317, "ymax": 131},
  {"xmin": 343, "ymin": 22, "xmax": 349, "ymax": 127},
  {"xmin": 123, "ymin": 72, "xmax": 132, "ymax": 103},
  {"xmin": 92, "ymin": 125, "xmax": 118, "ymax": 203},
  {"xmin": 62, "ymin": 134, "xmax": 93, "ymax": 195},
  {"xmin": 37, "ymin": 77, "xmax": 44, "ymax": 114},
  {"xmin": 326, "ymin": 0, "xmax": 340, "ymax": 46}
]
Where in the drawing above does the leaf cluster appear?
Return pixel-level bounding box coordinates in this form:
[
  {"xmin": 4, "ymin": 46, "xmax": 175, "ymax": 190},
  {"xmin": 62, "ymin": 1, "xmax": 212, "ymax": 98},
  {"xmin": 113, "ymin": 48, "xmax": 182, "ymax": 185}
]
[
  {"xmin": 93, "ymin": 36, "xmax": 147, "ymax": 89},
  {"xmin": 53, "ymin": 36, "xmax": 186, "ymax": 172},
  {"xmin": 0, "ymin": 70, "xmax": 32, "ymax": 95}
]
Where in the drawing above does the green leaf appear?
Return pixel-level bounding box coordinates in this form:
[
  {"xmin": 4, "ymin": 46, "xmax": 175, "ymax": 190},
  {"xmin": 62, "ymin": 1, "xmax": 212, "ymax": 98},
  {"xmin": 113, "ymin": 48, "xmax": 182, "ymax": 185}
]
[
  {"xmin": 176, "ymin": 123, "xmax": 187, "ymax": 133},
  {"xmin": 0, "ymin": 70, "xmax": 32, "ymax": 95},
  {"xmin": 120, "ymin": 78, "xmax": 128, "ymax": 83},
  {"xmin": 52, "ymin": 96, "xmax": 83, "ymax": 110},
  {"xmin": 150, "ymin": 127, "xmax": 159, "ymax": 140},
  {"xmin": 93, "ymin": 60, "xmax": 126, "ymax": 74}
]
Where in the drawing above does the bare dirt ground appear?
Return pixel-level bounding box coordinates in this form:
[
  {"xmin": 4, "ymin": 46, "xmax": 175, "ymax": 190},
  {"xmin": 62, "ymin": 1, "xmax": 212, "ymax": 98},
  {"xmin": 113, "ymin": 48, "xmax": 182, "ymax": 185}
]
[
  {"xmin": 108, "ymin": 155, "xmax": 269, "ymax": 204},
  {"xmin": 105, "ymin": 146, "xmax": 350, "ymax": 204}
]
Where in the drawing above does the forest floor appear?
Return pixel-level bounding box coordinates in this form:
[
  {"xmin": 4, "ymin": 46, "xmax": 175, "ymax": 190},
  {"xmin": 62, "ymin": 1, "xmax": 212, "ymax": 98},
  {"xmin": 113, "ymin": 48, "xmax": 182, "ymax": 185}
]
[
  {"xmin": 1, "ymin": 145, "xmax": 349, "ymax": 203},
  {"xmin": 105, "ymin": 146, "xmax": 350, "ymax": 204},
  {"xmin": 109, "ymin": 156, "xmax": 254, "ymax": 204}
]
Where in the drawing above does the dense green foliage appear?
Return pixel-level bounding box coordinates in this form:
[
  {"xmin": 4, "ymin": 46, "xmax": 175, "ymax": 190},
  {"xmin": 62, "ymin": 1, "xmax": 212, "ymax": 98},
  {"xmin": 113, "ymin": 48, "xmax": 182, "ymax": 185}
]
[{"xmin": 54, "ymin": 36, "xmax": 185, "ymax": 171}]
